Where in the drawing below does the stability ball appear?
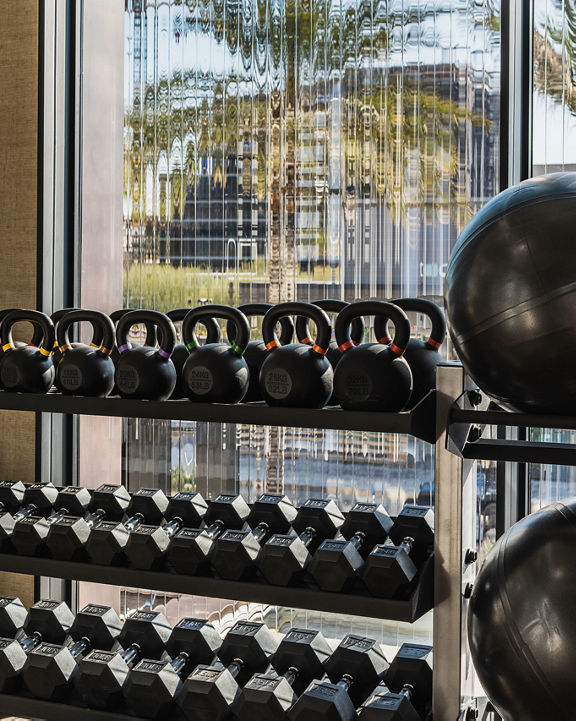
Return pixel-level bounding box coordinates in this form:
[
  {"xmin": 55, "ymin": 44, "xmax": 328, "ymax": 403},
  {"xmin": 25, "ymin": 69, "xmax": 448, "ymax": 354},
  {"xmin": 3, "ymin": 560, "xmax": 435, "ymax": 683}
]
[
  {"xmin": 468, "ymin": 499, "xmax": 576, "ymax": 721},
  {"xmin": 445, "ymin": 172, "xmax": 576, "ymax": 413}
]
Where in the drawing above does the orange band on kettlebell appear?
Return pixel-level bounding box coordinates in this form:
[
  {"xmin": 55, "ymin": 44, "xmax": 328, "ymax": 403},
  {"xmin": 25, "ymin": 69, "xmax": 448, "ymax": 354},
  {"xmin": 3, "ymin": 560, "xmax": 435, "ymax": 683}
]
[
  {"xmin": 39, "ymin": 347, "xmax": 51, "ymax": 357},
  {"xmin": 427, "ymin": 337, "xmax": 442, "ymax": 349},
  {"xmin": 100, "ymin": 346, "xmax": 112, "ymax": 356},
  {"xmin": 378, "ymin": 335, "xmax": 391, "ymax": 345},
  {"xmin": 2, "ymin": 343, "xmax": 13, "ymax": 352},
  {"xmin": 301, "ymin": 336, "xmax": 312, "ymax": 345},
  {"xmin": 266, "ymin": 340, "xmax": 279, "ymax": 350},
  {"xmin": 59, "ymin": 344, "xmax": 71, "ymax": 353},
  {"xmin": 339, "ymin": 340, "xmax": 353, "ymax": 352},
  {"xmin": 390, "ymin": 343, "xmax": 404, "ymax": 355},
  {"xmin": 312, "ymin": 344, "xmax": 327, "ymax": 355},
  {"xmin": 352, "ymin": 340, "xmax": 360, "ymax": 346}
]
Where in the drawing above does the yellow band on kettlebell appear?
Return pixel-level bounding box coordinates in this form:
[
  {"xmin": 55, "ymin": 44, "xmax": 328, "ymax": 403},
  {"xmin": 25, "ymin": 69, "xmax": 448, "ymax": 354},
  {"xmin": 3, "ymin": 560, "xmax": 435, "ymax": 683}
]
[
  {"xmin": 90, "ymin": 342, "xmax": 99, "ymax": 348},
  {"xmin": 53, "ymin": 341, "xmax": 59, "ymax": 349},
  {"xmin": 39, "ymin": 347, "xmax": 51, "ymax": 357},
  {"xmin": 2, "ymin": 343, "xmax": 13, "ymax": 352}
]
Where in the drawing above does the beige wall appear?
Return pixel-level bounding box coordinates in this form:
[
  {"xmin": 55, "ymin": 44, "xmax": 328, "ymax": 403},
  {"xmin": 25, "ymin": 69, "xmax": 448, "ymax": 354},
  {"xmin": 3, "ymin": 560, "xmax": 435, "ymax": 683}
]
[{"xmin": 0, "ymin": 0, "xmax": 40, "ymax": 607}]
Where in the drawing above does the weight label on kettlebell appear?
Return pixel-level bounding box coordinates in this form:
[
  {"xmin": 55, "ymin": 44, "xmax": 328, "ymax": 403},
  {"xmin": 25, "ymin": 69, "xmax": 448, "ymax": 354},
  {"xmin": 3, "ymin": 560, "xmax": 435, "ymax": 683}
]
[
  {"xmin": 61, "ymin": 366, "xmax": 82, "ymax": 390},
  {"xmin": 343, "ymin": 373, "xmax": 372, "ymax": 401},
  {"xmin": 1, "ymin": 367, "xmax": 19, "ymax": 388},
  {"xmin": 264, "ymin": 369, "xmax": 292, "ymax": 399},
  {"xmin": 188, "ymin": 365, "xmax": 214, "ymax": 395},
  {"xmin": 117, "ymin": 367, "xmax": 139, "ymax": 393}
]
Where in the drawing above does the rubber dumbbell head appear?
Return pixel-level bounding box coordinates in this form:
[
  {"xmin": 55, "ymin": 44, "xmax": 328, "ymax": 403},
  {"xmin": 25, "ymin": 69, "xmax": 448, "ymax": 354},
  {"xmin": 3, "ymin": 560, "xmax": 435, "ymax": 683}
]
[
  {"xmin": 0, "ymin": 482, "xmax": 59, "ymax": 550},
  {"xmin": 0, "ymin": 596, "xmax": 27, "ymax": 640}
]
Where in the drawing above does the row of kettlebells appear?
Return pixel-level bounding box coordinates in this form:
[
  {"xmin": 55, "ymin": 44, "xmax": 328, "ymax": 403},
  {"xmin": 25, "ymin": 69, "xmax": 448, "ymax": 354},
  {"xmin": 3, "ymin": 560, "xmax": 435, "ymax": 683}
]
[{"xmin": 0, "ymin": 298, "xmax": 446, "ymax": 410}]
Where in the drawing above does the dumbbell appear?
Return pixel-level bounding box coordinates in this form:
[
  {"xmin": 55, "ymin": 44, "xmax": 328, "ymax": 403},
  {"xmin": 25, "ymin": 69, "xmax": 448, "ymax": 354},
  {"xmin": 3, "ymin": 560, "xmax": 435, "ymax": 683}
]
[
  {"xmin": 0, "ymin": 596, "xmax": 27, "ymax": 640},
  {"xmin": 362, "ymin": 506, "xmax": 434, "ymax": 598},
  {"xmin": 358, "ymin": 644, "xmax": 433, "ymax": 721},
  {"xmin": 125, "ymin": 491, "xmax": 208, "ymax": 570},
  {"xmin": 124, "ymin": 618, "xmax": 222, "ymax": 719},
  {"xmin": 210, "ymin": 493, "xmax": 297, "ymax": 581},
  {"xmin": 0, "ymin": 481, "xmax": 59, "ymax": 550},
  {"xmin": 167, "ymin": 493, "xmax": 251, "ymax": 575},
  {"xmin": 10, "ymin": 485, "xmax": 92, "ymax": 556},
  {"xmin": 46, "ymin": 483, "xmax": 131, "ymax": 560},
  {"xmin": 235, "ymin": 627, "xmax": 331, "ymax": 721},
  {"xmin": 258, "ymin": 498, "xmax": 344, "ymax": 586},
  {"xmin": 75, "ymin": 608, "xmax": 172, "ymax": 710},
  {"xmin": 288, "ymin": 634, "xmax": 389, "ymax": 721},
  {"xmin": 177, "ymin": 620, "xmax": 278, "ymax": 721},
  {"xmin": 86, "ymin": 487, "xmax": 169, "ymax": 565},
  {"xmin": 22, "ymin": 602, "xmax": 122, "ymax": 700},
  {"xmin": 0, "ymin": 599, "xmax": 74, "ymax": 693},
  {"xmin": 308, "ymin": 502, "xmax": 393, "ymax": 592}
]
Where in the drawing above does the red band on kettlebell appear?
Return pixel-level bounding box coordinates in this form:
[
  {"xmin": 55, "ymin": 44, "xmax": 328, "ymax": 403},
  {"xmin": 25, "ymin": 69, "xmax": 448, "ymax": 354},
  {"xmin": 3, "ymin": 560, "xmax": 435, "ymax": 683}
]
[
  {"xmin": 312, "ymin": 344, "xmax": 327, "ymax": 355},
  {"xmin": 390, "ymin": 343, "xmax": 404, "ymax": 356},
  {"xmin": 157, "ymin": 349, "xmax": 171, "ymax": 359},
  {"xmin": 266, "ymin": 340, "xmax": 279, "ymax": 351},
  {"xmin": 378, "ymin": 335, "xmax": 391, "ymax": 345},
  {"xmin": 339, "ymin": 340, "xmax": 354, "ymax": 352},
  {"xmin": 100, "ymin": 346, "xmax": 112, "ymax": 356},
  {"xmin": 118, "ymin": 343, "xmax": 132, "ymax": 353},
  {"xmin": 427, "ymin": 337, "xmax": 442, "ymax": 349},
  {"xmin": 301, "ymin": 336, "xmax": 312, "ymax": 345},
  {"xmin": 352, "ymin": 340, "xmax": 360, "ymax": 346}
]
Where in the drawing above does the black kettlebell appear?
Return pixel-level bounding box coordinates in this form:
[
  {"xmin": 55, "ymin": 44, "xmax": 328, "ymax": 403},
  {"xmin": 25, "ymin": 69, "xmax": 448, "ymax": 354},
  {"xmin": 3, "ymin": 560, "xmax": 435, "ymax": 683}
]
[
  {"xmin": 114, "ymin": 310, "xmax": 177, "ymax": 400},
  {"xmin": 226, "ymin": 303, "xmax": 294, "ymax": 403},
  {"xmin": 0, "ymin": 309, "xmax": 43, "ymax": 356},
  {"xmin": 54, "ymin": 310, "xmax": 116, "ymax": 397},
  {"xmin": 109, "ymin": 308, "xmax": 158, "ymax": 396},
  {"xmin": 182, "ymin": 304, "xmax": 250, "ymax": 403},
  {"xmin": 0, "ymin": 310, "xmax": 56, "ymax": 393},
  {"xmin": 51, "ymin": 308, "xmax": 103, "ymax": 368},
  {"xmin": 295, "ymin": 299, "xmax": 365, "ymax": 406},
  {"xmin": 333, "ymin": 300, "xmax": 413, "ymax": 412},
  {"xmin": 167, "ymin": 308, "xmax": 221, "ymax": 399},
  {"xmin": 374, "ymin": 297, "xmax": 446, "ymax": 406},
  {"xmin": 259, "ymin": 301, "xmax": 333, "ymax": 408}
]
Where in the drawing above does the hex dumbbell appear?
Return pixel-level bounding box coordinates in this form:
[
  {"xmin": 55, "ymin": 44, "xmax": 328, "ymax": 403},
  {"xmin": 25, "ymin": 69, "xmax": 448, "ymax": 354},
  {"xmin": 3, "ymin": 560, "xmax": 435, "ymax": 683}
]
[
  {"xmin": 46, "ymin": 483, "xmax": 131, "ymax": 560},
  {"xmin": 258, "ymin": 498, "xmax": 344, "ymax": 586},
  {"xmin": 210, "ymin": 493, "xmax": 297, "ymax": 581},
  {"xmin": 362, "ymin": 506, "xmax": 434, "ymax": 598},
  {"xmin": 75, "ymin": 608, "xmax": 172, "ymax": 710},
  {"xmin": 167, "ymin": 493, "xmax": 250, "ymax": 575},
  {"xmin": 308, "ymin": 502, "xmax": 393, "ymax": 592},
  {"xmin": 0, "ymin": 482, "xmax": 59, "ymax": 550},
  {"xmin": 235, "ymin": 627, "xmax": 331, "ymax": 721},
  {"xmin": 124, "ymin": 618, "xmax": 222, "ymax": 719},
  {"xmin": 21, "ymin": 603, "xmax": 122, "ymax": 700},
  {"xmin": 125, "ymin": 491, "xmax": 208, "ymax": 569}
]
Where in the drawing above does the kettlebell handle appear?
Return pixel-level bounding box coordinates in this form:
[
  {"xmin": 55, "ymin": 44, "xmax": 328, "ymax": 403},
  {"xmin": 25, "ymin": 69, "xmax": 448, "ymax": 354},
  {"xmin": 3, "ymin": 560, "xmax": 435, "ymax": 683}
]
[
  {"xmin": 227, "ymin": 303, "xmax": 294, "ymax": 346},
  {"xmin": 110, "ymin": 308, "xmax": 157, "ymax": 347},
  {"xmin": 182, "ymin": 305, "xmax": 250, "ymax": 356},
  {"xmin": 116, "ymin": 310, "xmax": 177, "ymax": 359},
  {"xmin": 0, "ymin": 308, "xmax": 44, "ymax": 348},
  {"xmin": 295, "ymin": 299, "xmax": 365, "ymax": 346},
  {"xmin": 167, "ymin": 308, "xmax": 221, "ymax": 344},
  {"xmin": 374, "ymin": 298, "xmax": 446, "ymax": 349},
  {"xmin": 262, "ymin": 302, "xmax": 332, "ymax": 356},
  {"xmin": 335, "ymin": 300, "xmax": 411, "ymax": 356},
  {"xmin": 56, "ymin": 310, "xmax": 116, "ymax": 357},
  {"xmin": 0, "ymin": 310, "xmax": 55, "ymax": 358},
  {"xmin": 52, "ymin": 307, "xmax": 104, "ymax": 350}
]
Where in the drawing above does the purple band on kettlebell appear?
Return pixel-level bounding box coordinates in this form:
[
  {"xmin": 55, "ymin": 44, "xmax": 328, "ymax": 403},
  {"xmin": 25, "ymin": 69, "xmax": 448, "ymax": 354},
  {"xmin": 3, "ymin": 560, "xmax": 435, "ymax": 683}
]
[
  {"xmin": 118, "ymin": 343, "xmax": 132, "ymax": 353},
  {"xmin": 157, "ymin": 348, "xmax": 171, "ymax": 359}
]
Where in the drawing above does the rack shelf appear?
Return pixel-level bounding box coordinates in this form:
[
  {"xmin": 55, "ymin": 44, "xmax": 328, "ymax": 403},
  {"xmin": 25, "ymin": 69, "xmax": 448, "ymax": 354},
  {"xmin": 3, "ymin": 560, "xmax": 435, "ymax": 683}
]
[
  {"xmin": 0, "ymin": 693, "xmax": 152, "ymax": 721},
  {"xmin": 0, "ymin": 389, "xmax": 438, "ymax": 442},
  {"xmin": 0, "ymin": 552, "xmax": 433, "ymax": 623}
]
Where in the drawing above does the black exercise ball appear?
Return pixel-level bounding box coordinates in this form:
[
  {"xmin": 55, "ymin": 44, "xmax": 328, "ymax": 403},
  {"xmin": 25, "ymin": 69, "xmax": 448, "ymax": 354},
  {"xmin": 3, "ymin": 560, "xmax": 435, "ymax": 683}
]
[
  {"xmin": 468, "ymin": 499, "xmax": 576, "ymax": 721},
  {"xmin": 445, "ymin": 172, "xmax": 576, "ymax": 413}
]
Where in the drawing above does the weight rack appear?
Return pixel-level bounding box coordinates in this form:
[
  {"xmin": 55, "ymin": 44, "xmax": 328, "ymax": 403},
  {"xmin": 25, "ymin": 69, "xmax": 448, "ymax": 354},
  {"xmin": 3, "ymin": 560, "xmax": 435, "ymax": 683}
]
[{"xmin": 0, "ymin": 362, "xmax": 547, "ymax": 721}]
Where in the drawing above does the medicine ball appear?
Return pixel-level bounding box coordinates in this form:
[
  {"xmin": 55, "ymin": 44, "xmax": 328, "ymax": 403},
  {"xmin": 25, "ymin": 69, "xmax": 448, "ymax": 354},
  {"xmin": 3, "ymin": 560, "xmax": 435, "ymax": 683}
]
[
  {"xmin": 468, "ymin": 499, "xmax": 576, "ymax": 721},
  {"xmin": 444, "ymin": 172, "xmax": 576, "ymax": 413}
]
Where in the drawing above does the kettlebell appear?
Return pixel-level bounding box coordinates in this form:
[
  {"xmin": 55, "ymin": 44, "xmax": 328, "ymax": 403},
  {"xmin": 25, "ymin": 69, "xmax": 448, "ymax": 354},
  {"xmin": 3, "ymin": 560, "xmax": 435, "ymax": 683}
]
[
  {"xmin": 51, "ymin": 308, "xmax": 102, "ymax": 368},
  {"xmin": 0, "ymin": 310, "xmax": 56, "ymax": 393},
  {"xmin": 374, "ymin": 297, "xmax": 446, "ymax": 406},
  {"xmin": 182, "ymin": 304, "xmax": 250, "ymax": 403},
  {"xmin": 109, "ymin": 308, "xmax": 158, "ymax": 396},
  {"xmin": 260, "ymin": 301, "xmax": 333, "ymax": 408},
  {"xmin": 114, "ymin": 310, "xmax": 177, "ymax": 400},
  {"xmin": 226, "ymin": 303, "xmax": 294, "ymax": 403},
  {"xmin": 167, "ymin": 308, "xmax": 221, "ymax": 399},
  {"xmin": 0, "ymin": 309, "xmax": 43, "ymax": 355},
  {"xmin": 333, "ymin": 300, "xmax": 413, "ymax": 412},
  {"xmin": 295, "ymin": 299, "xmax": 365, "ymax": 406},
  {"xmin": 54, "ymin": 310, "xmax": 116, "ymax": 397}
]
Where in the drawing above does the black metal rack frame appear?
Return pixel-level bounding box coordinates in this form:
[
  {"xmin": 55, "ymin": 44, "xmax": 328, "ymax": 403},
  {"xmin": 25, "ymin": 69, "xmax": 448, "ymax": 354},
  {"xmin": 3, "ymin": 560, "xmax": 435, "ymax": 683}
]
[{"xmin": 0, "ymin": 694, "xmax": 151, "ymax": 721}]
